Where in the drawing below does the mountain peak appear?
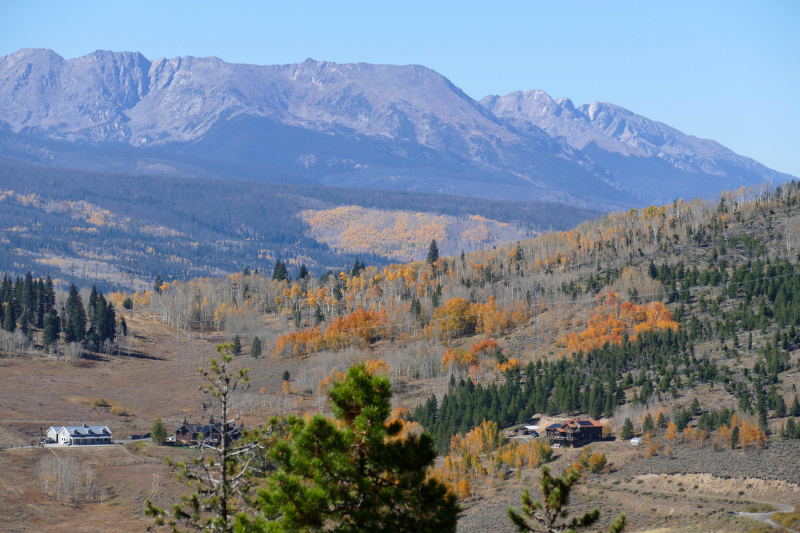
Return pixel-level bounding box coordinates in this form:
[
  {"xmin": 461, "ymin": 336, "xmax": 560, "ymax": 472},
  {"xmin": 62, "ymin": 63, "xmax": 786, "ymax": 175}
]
[{"xmin": 0, "ymin": 48, "xmax": 791, "ymax": 208}]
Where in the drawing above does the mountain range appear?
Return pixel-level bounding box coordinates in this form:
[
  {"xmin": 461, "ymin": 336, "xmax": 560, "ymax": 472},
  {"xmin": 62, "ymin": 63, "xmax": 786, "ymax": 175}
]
[{"xmin": 0, "ymin": 48, "xmax": 792, "ymax": 209}]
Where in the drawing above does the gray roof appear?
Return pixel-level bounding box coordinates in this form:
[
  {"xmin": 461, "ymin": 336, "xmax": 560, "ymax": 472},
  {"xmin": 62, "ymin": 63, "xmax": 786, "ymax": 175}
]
[{"xmin": 50, "ymin": 424, "xmax": 111, "ymax": 437}]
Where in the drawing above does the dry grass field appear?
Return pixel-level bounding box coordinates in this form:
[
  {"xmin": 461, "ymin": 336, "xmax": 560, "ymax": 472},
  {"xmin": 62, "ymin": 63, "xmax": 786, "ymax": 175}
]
[{"xmin": 0, "ymin": 308, "xmax": 798, "ymax": 532}]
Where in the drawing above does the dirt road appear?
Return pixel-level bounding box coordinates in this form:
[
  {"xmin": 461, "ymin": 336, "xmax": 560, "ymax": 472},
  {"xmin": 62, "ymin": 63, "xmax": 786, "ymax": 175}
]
[{"xmin": 737, "ymin": 502, "xmax": 797, "ymax": 532}]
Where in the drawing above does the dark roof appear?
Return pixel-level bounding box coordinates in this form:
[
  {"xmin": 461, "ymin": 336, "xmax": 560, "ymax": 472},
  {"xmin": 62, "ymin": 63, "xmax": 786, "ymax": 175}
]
[
  {"xmin": 546, "ymin": 423, "xmax": 562, "ymax": 430},
  {"xmin": 577, "ymin": 420, "xmax": 593, "ymax": 426}
]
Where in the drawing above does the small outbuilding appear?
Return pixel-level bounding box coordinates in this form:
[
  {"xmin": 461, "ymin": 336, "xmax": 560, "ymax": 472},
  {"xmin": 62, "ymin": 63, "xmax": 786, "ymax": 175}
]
[{"xmin": 46, "ymin": 423, "xmax": 113, "ymax": 445}]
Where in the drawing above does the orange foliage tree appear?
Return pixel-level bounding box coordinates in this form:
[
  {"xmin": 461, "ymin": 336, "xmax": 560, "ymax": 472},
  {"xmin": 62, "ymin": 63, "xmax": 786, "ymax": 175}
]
[
  {"xmin": 274, "ymin": 307, "xmax": 388, "ymax": 356},
  {"xmin": 557, "ymin": 291, "xmax": 679, "ymax": 355}
]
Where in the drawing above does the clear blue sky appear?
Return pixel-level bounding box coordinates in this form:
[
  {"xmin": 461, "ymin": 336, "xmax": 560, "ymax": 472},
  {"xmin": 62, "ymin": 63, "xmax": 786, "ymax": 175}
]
[{"xmin": 2, "ymin": 0, "xmax": 798, "ymax": 177}]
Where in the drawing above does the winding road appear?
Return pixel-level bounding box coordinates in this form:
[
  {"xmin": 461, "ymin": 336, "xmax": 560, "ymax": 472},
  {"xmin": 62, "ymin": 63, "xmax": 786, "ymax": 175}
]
[{"xmin": 737, "ymin": 502, "xmax": 798, "ymax": 532}]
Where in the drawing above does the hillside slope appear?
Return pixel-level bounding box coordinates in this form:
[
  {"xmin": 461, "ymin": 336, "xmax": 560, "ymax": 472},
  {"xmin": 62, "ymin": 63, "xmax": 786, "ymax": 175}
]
[{"xmin": 2, "ymin": 180, "xmax": 800, "ymax": 532}]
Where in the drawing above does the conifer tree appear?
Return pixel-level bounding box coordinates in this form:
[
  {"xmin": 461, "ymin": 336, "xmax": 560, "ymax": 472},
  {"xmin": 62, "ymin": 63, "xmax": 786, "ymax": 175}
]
[
  {"xmin": 35, "ymin": 278, "xmax": 45, "ymax": 328},
  {"xmin": 731, "ymin": 425, "xmax": 739, "ymax": 449},
  {"xmin": 508, "ymin": 466, "xmax": 626, "ymax": 533},
  {"xmin": 791, "ymin": 395, "xmax": 800, "ymax": 417},
  {"xmin": 642, "ymin": 413, "xmax": 655, "ymax": 434},
  {"xmin": 232, "ymin": 335, "xmax": 242, "ymax": 355},
  {"xmin": 154, "ymin": 274, "xmax": 163, "ymax": 294},
  {"xmin": 64, "ymin": 284, "xmax": 86, "ymax": 344},
  {"xmin": 44, "ymin": 275, "xmax": 55, "ymax": 310},
  {"xmin": 241, "ymin": 364, "xmax": 460, "ymax": 533},
  {"xmin": 88, "ymin": 285, "xmax": 99, "ymax": 318},
  {"xmin": 24, "ymin": 272, "xmax": 35, "ymax": 327},
  {"xmin": 620, "ymin": 418, "xmax": 634, "ymax": 440},
  {"xmin": 785, "ymin": 417, "xmax": 796, "ymax": 439},
  {"xmin": 298, "ymin": 263, "xmax": 309, "ymax": 280},
  {"xmin": 43, "ymin": 309, "xmax": 61, "ymax": 347},
  {"xmin": 3, "ymin": 300, "xmax": 16, "ymax": 332},
  {"xmin": 272, "ymin": 261, "xmax": 288, "ymax": 282},
  {"xmin": 427, "ymin": 239, "xmax": 440, "ymax": 265},
  {"xmin": 250, "ymin": 336, "xmax": 262, "ymax": 358}
]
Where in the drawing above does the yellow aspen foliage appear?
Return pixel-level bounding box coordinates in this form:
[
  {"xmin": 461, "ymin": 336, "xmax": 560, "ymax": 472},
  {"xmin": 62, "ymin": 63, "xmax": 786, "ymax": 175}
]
[
  {"xmin": 587, "ymin": 453, "xmax": 607, "ymax": 473},
  {"xmin": 740, "ymin": 420, "xmax": 767, "ymax": 450},
  {"xmin": 457, "ymin": 479, "xmax": 472, "ymax": 499},
  {"xmin": 363, "ymin": 358, "xmax": 390, "ymax": 376},
  {"xmin": 718, "ymin": 423, "xmax": 732, "ymax": 446},
  {"xmin": 665, "ymin": 422, "xmax": 678, "ymax": 442},
  {"xmin": 431, "ymin": 297, "xmax": 477, "ymax": 341}
]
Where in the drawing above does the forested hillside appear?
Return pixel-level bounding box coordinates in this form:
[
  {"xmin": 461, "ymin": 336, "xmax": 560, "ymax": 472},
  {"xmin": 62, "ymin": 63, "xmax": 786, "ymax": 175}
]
[
  {"xmin": 4, "ymin": 177, "xmax": 800, "ymax": 513},
  {"xmin": 86, "ymin": 179, "xmax": 800, "ymax": 460},
  {"xmin": 0, "ymin": 159, "xmax": 598, "ymax": 290}
]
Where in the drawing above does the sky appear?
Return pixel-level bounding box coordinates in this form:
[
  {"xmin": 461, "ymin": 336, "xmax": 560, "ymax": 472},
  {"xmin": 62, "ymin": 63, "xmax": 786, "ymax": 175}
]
[{"xmin": 1, "ymin": 0, "xmax": 799, "ymax": 176}]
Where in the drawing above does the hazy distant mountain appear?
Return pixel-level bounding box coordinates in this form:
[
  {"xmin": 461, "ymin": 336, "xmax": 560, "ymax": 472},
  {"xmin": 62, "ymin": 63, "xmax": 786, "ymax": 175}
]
[{"xmin": 0, "ymin": 48, "xmax": 791, "ymax": 208}]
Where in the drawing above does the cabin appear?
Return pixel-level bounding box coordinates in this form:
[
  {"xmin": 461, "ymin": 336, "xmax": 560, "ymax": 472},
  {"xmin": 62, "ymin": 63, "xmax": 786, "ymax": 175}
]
[
  {"xmin": 544, "ymin": 419, "xmax": 604, "ymax": 448},
  {"xmin": 174, "ymin": 422, "xmax": 241, "ymax": 447},
  {"xmin": 46, "ymin": 424, "xmax": 113, "ymax": 445}
]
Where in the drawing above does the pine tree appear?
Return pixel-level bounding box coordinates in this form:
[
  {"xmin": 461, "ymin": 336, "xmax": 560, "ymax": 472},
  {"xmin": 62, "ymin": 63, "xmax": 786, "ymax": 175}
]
[
  {"xmin": 44, "ymin": 275, "xmax": 55, "ymax": 310},
  {"xmin": 427, "ymin": 239, "xmax": 440, "ymax": 265},
  {"xmin": 88, "ymin": 285, "xmax": 98, "ymax": 318},
  {"xmin": 691, "ymin": 397, "xmax": 701, "ymax": 415},
  {"xmin": 35, "ymin": 278, "xmax": 45, "ymax": 328},
  {"xmin": 431, "ymin": 284, "xmax": 442, "ymax": 309},
  {"xmin": 784, "ymin": 416, "xmax": 797, "ymax": 439},
  {"xmin": 657, "ymin": 412, "xmax": 667, "ymax": 429},
  {"xmin": 272, "ymin": 261, "xmax": 288, "ymax": 282},
  {"xmin": 776, "ymin": 396, "xmax": 788, "ymax": 418},
  {"xmin": 620, "ymin": 418, "xmax": 634, "ymax": 440},
  {"xmin": 24, "ymin": 272, "xmax": 35, "ymax": 327},
  {"xmin": 791, "ymin": 395, "xmax": 800, "ymax": 417},
  {"xmin": 298, "ymin": 264, "xmax": 309, "ymax": 280},
  {"xmin": 3, "ymin": 301, "xmax": 16, "ymax": 332},
  {"xmin": 642, "ymin": 413, "xmax": 655, "ymax": 434},
  {"xmin": 508, "ymin": 466, "xmax": 626, "ymax": 533},
  {"xmin": 232, "ymin": 335, "xmax": 242, "ymax": 355},
  {"xmin": 43, "ymin": 309, "xmax": 61, "ymax": 347},
  {"xmin": 250, "ymin": 336, "xmax": 262, "ymax": 358},
  {"xmin": 731, "ymin": 425, "xmax": 739, "ymax": 449},
  {"xmin": 241, "ymin": 364, "xmax": 460, "ymax": 533},
  {"xmin": 64, "ymin": 284, "xmax": 86, "ymax": 344},
  {"xmin": 154, "ymin": 274, "xmax": 163, "ymax": 294}
]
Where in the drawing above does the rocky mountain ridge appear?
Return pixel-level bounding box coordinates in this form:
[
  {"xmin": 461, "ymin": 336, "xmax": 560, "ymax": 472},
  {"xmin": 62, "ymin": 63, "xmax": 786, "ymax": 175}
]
[{"xmin": 0, "ymin": 48, "xmax": 791, "ymax": 207}]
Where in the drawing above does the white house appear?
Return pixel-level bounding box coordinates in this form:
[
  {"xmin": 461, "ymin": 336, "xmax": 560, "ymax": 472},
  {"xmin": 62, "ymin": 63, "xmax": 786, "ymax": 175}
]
[{"xmin": 46, "ymin": 423, "xmax": 113, "ymax": 445}]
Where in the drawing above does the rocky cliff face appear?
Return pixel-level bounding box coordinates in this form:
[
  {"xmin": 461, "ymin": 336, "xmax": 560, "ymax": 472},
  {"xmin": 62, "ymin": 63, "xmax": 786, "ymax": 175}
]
[
  {"xmin": 0, "ymin": 48, "xmax": 791, "ymax": 207},
  {"xmin": 480, "ymin": 90, "xmax": 770, "ymax": 178}
]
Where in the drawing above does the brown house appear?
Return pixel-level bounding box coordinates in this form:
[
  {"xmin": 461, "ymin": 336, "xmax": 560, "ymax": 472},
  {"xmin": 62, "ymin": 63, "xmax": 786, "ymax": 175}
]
[{"xmin": 545, "ymin": 419, "xmax": 604, "ymax": 447}]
